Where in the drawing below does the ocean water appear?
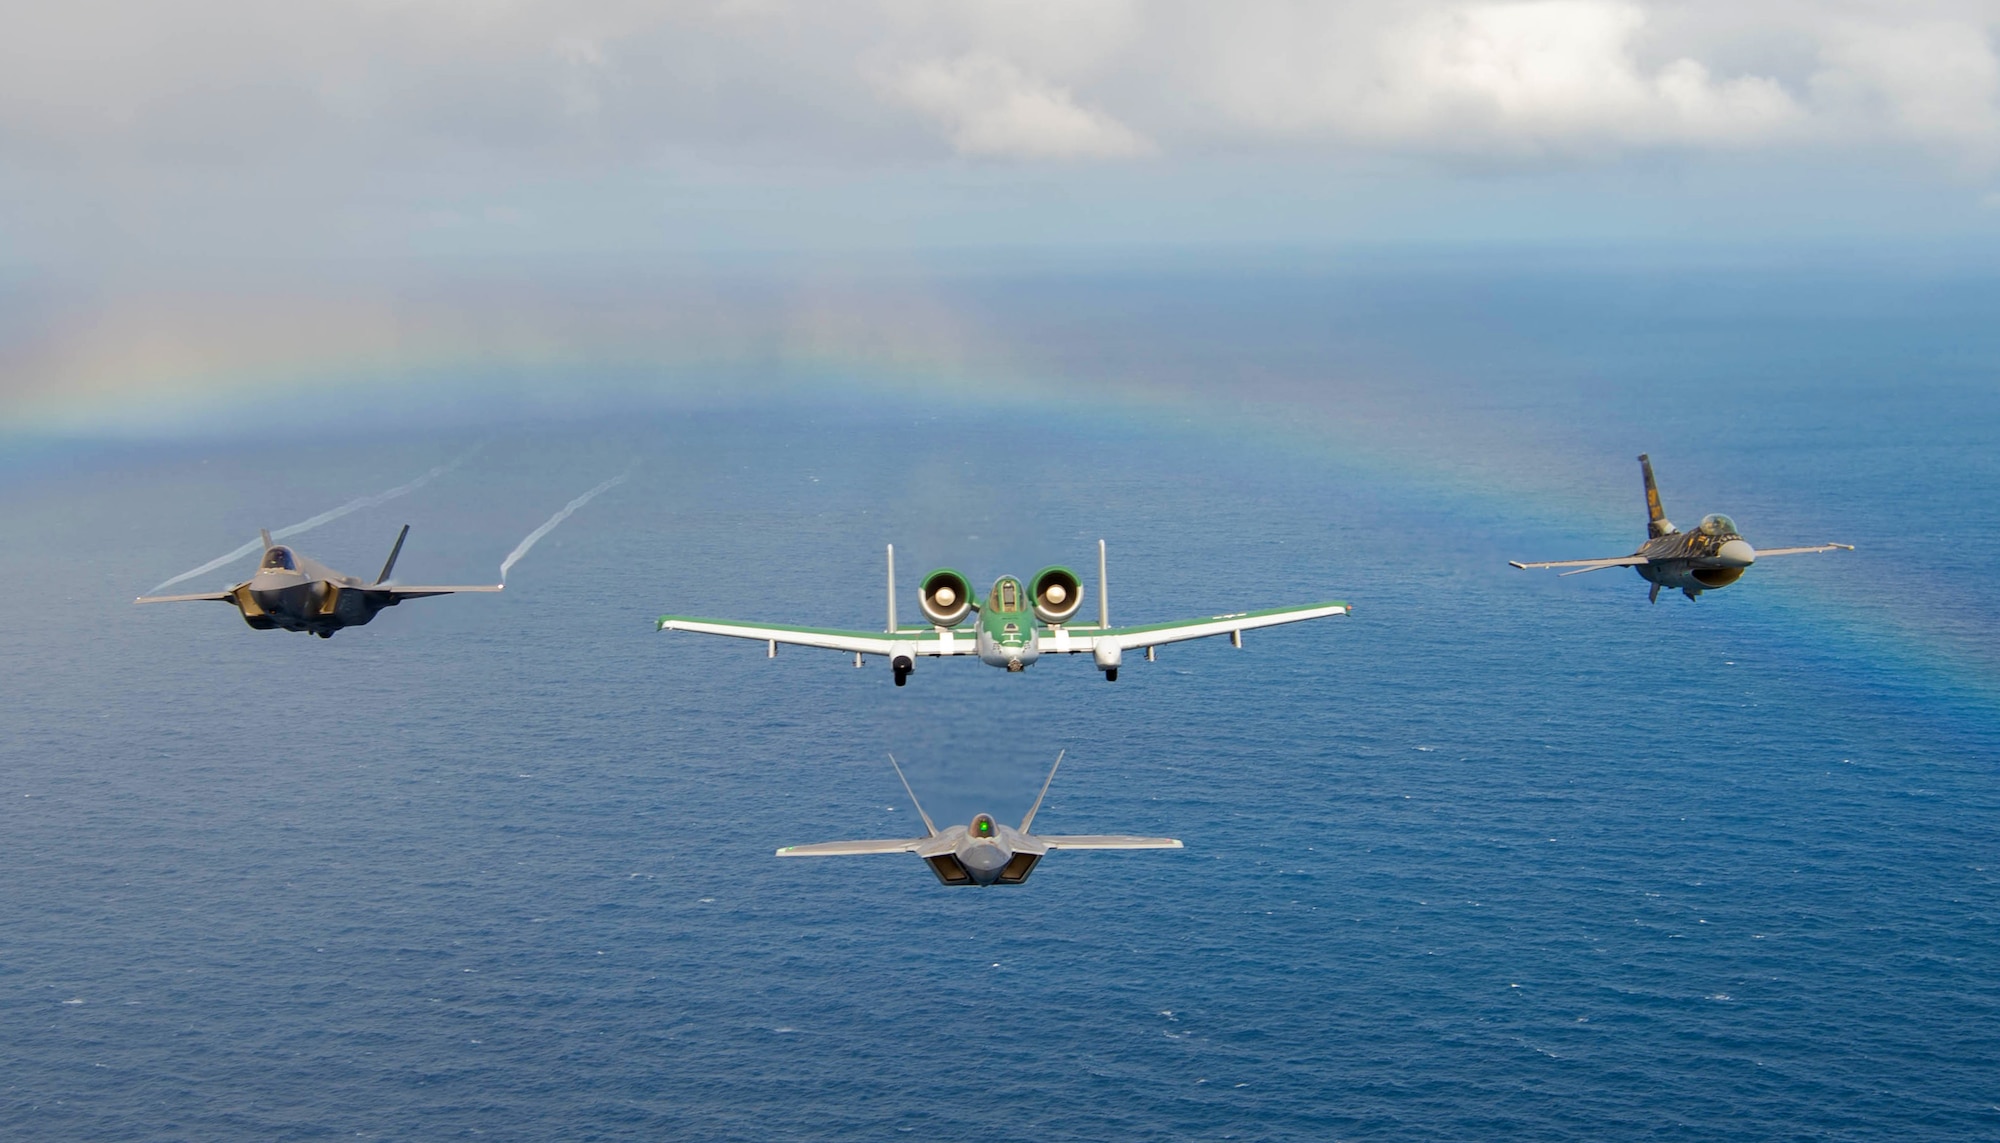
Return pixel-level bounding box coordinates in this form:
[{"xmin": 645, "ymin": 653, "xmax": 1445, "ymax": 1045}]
[{"xmin": 3, "ymin": 259, "xmax": 1998, "ymax": 1140}]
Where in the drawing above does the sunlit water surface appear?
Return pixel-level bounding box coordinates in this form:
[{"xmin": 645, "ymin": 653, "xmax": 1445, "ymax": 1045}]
[{"xmin": 3, "ymin": 262, "xmax": 1997, "ymax": 1140}]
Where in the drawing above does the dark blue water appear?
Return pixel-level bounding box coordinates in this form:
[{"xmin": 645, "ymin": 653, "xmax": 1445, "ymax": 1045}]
[{"xmin": 3, "ymin": 260, "xmax": 1998, "ymax": 1140}]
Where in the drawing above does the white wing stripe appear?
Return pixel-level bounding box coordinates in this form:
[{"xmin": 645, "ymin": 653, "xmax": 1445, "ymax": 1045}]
[{"xmin": 659, "ymin": 619, "xmax": 897, "ymax": 655}]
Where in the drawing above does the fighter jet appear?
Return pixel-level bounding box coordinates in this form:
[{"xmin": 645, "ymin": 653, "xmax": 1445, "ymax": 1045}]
[
  {"xmin": 657, "ymin": 540, "xmax": 1349, "ymax": 684},
  {"xmin": 1510, "ymin": 454, "xmax": 1853, "ymax": 602},
  {"xmin": 135, "ymin": 526, "xmax": 501, "ymax": 636},
  {"xmin": 777, "ymin": 751, "xmax": 1182, "ymax": 886}
]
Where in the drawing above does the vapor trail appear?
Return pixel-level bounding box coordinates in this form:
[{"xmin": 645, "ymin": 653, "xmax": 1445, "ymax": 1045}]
[
  {"xmin": 145, "ymin": 450, "xmax": 477, "ymax": 595},
  {"xmin": 500, "ymin": 470, "xmax": 632, "ymax": 582}
]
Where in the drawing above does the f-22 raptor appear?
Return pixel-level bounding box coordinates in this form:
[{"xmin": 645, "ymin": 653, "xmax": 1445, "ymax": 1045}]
[
  {"xmin": 777, "ymin": 752, "xmax": 1182, "ymax": 886},
  {"xmin": 1511, "ymin": 454, "xmax": 1852, "ymax": 602},
  {"xmin": 135, "ymin": 526, "xmax": 501, "ymax": 636}
]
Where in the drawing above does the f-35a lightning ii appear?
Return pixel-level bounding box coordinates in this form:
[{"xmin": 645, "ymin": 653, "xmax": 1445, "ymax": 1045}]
[
  {"xmin": 777, "ymin": 751, "xmax": 1182, "ymax": 886},
  {"xmin": 658, "ymin": 540, "xmax": 1349, "ymax": 684},
  {"xmin": 135, "ymin": 526, "xmax": 501, "ymax": 636},
  {"xmin": 1510, "ymin": 454, "xmax": 1853, "ymax": 602}
]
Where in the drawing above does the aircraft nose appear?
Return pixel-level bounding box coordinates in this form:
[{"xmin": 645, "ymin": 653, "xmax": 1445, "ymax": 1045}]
[{"xmin": 1715, "ymin": 539, "xmax": 1756, "ymax": 568}]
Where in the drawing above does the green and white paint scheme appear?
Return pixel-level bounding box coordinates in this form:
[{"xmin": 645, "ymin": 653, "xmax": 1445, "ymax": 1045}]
[
  {"xmin": 776, "ymin": 751, "xmax": 1182, "ymax": 887},
  {"xmin": 1510, "ymin": 455, "xmax": 1854, "ymax": 603},
  {"xmin": 657, "ymin": 540, "xmax": 1349, "ymax": 685}
]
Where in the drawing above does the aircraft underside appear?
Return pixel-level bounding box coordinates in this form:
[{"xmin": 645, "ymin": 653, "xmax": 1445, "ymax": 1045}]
[
  {"xmin": 1636, "ymin": 559, "xmax": 1747, "ymax": 599},
  {"xmin": 237, "ymin": 583, "xmax": 389, "ymax": 636}
]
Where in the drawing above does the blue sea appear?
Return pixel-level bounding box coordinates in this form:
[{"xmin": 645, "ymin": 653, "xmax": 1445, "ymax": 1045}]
[{"xmin": 4, "ymin": 254, "xmax": 1998, "ymax": 1140}]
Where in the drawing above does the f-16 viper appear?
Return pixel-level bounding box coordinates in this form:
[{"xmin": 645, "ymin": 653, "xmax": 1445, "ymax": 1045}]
[
  {"xmin": 135, "ymin": 526, "xmax": 501, "ymax": 636},
  {"xmin": 657, "ymin": 541, "xmax": 1348, "ymax": 684},
  {"xmin": 1510, "ymin": 454, "xmax": 1853, "ymax": 602},
  {"xmin": 777, "ymin": 751, "xmax": 1182, "ymax": 886}
]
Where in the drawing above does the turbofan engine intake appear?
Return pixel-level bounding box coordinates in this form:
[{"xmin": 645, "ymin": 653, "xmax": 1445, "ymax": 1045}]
[
  {"xmin": 1029, "ymin": 566, "xmax": 1084, "ymax": 624},
  {"xmin": 918, "ymin": 568, "xmax": 973, "ymax": 627}
]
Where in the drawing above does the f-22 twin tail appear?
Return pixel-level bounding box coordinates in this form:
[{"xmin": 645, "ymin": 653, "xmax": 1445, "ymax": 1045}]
[{"xmin": 778, "ymin": 751, "xmax": 1182, "ymax": 886}]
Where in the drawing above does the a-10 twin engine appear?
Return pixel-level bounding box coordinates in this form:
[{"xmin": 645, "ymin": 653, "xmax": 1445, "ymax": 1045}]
[
  {"xmin": 1029, "ymin": 566, "xmax": 1083, "ymax": 624},
  {"xmin": 918, "ymin": 568, "xmax": 973, "ymax": 626}
]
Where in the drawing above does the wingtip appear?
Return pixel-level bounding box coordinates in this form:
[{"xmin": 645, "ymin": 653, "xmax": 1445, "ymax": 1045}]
[{"xmin": 1508, "ymin": 561, "xmax": 1528, "ymax": 569}]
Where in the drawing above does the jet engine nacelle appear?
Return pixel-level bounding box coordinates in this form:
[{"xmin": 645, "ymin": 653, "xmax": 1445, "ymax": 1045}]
[
  {"xmin": 918, "ymin": 568, "xmax": 973, "ymax": 627},
  {"xmin": 1029, "ymin": 566, "xmax": 1084, "ymax": 624}
]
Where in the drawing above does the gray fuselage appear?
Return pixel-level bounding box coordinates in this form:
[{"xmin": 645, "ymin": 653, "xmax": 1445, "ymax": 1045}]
[
  {"xmin": 232, "ymin": 546, "xmax": 396, "ymax": 637},
  {"xmin": 919, "ymin": 814, "xmax": 1048, "ymax": 886}
]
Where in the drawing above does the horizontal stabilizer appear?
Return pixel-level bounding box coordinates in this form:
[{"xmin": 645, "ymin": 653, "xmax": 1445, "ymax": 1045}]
[
  {"xmin": 776, "ymin": 838, "xmax": 926, "ymax": 857},
  {"xmin": 1037, "ymin": 835, "xmax": 1184, "ymax": 850},
  {"xmin": 373, "ymin": 585, "xmax": 504, "ymax": 598}
]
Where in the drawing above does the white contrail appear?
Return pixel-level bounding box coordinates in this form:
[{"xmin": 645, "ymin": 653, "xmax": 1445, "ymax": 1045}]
[
  {"xmin": 500, "ymin": 470, "xmax": 632, "ymax": 582},
  {"xmin": 144, "ymin": 451, "xmax": 476, "ymax": 595}
]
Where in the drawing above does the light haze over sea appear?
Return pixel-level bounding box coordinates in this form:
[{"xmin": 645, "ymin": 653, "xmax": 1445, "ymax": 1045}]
[
  {"xmin": 5, "ymin": 254, "xmax": 1999, "ymax": 1140},
  {"xmin": 7, "ymin": 3, "xmax": 2000, "ymax": 1137}
]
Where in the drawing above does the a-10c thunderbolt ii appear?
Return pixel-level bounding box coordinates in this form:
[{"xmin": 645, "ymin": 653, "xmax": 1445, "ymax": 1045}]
[
  {"xmin": 657, "ymin": 540, "xmax": 1349, "ymax": 685},
  {"xmin": 135, "ymin": 526, "xmax": 501, "ymax": 636},
  {"xmin": 777, "ymin": 752, "xmax": 1182, "ymax": 886},
  {"xmin": 1510, "ymin": 455, "xmax": 1853, "ymax": 602}
]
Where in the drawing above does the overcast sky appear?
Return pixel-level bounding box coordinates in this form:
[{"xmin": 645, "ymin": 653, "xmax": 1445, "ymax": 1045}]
[{"xmin": 3, "ymin": 0, "xmax": 1999, "ymax": 267}]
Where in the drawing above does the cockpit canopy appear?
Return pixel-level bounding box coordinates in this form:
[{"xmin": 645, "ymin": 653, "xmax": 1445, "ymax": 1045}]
[
  {"xmin": 1698, "ymin": 514, "xmax": 1739, "ymax": 538},
  {"xmin": 260, "ymin": 547, "xmax": 297, "ymax": 571},
  {"xmin": 988, "ymin": 578, "xmax": 1023, "ymax": 614},
  {"xmin": 970, "ymin": 813, "xmax": 997, "ymax": 838}
]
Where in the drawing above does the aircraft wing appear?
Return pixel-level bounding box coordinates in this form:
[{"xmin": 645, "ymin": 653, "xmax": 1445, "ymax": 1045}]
[
  {"xmin": 134, "ymin": 592, "xmax": 235, "ymax": 604},
  {"xmin": 1036, "ymin": 601, "xmax": 1350, "ymax": 655},
  {"xmin": 1037, "ymin": 835, "xmax": 1185, "ymax": 850},
  {"xmin": 776, "ymin": 838, "xmax": 927, "ymax": 857},
  {"xmin": 374, "ymin": 585, "xmax": 504, "ymax": 599},
  {"xmin": 1509, "ymin": 556, "xmax": 1650, "ymax": 576},
  {"xmin": 1752, "ymin": 544, "xmax": 1855, "ymax": 557},
  {"xmin": 656, "ymin": 615, "xmax": 984, "ymax": 657}
]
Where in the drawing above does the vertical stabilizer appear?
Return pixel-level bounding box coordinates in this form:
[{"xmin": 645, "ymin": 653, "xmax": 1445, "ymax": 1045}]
[
  {"xmin": 260, "ymin": 529, "xmax": 275, "ymax": 549},
  {"xmin": 886, "ymin": 544, "xmax": 898, "ymax": 632},
  {"xmin": 1639, "ymin": 454, "xmax": 1676, "ymax": 537},
  {"xmin": 1020, "ymin": 749, "xmax": 1065, "ymax": 833},
  {"xmin": 1097, "ymin": 539, "xmax": 1109, "ymax": 628},
  {"xmin": 887, "ymin": 754, "xmax": 937, "ymax": 837},
  {"xmin": 377, "ymin": 525, "xmax": 410, "ymax": 584}
]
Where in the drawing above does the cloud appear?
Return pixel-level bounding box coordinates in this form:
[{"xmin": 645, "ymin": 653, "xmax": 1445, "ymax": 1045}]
[
  {"xmin": 0, "ymin": 0, "xmax": 1993, "ymax": 169},
  {"xmin": 1195, "ymin": 1, "xmax": 1800, "ymax": 155},
  {"xmin": 1813, "ymin": 18, "xmax": 2000, "ymax": 164},
  {"xmin": 886, "ymin": 54, "xmax": 1154, "ymax": 159}
]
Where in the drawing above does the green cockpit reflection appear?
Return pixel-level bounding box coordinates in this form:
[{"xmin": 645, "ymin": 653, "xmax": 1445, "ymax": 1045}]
[{"xmin": 1699, "ymin": 514, "xmax": 1738, "ymax": 537}]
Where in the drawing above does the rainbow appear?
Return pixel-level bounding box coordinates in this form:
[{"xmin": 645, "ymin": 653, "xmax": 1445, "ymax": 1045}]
[{"xmin": 5, "ymin": 277, "xmax": 1992, "ymax": 708}]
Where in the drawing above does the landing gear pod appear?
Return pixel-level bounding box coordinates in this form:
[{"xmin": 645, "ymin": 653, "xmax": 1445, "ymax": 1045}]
[
  {"xmin": 918, "ymin": 568, "xmax": 973, "ymax": 627},
  {"xmin": 1030, "ymin": 566, "xmax": 1084, "ymax": 625},
  {"xmin": 1094, "ymin": 643, "xmax": 1121, "ymax": 682}
]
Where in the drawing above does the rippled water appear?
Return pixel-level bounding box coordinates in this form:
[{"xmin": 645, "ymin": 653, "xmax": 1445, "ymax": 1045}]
[{"xmin": 3, "ymin": 262, "xmax": 1997, "ymax": 1140}]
